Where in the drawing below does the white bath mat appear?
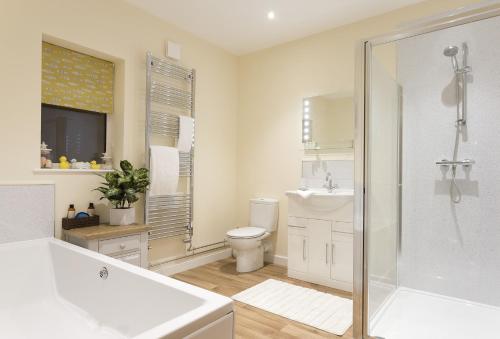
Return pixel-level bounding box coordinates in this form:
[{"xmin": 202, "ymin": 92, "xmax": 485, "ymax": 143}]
[{"xmin": 232, "ymin": 279, "xmax": 352, "ymax": 336}]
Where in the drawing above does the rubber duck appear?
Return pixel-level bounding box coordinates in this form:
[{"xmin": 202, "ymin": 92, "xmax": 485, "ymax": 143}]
[
  {"xmin": 59, "ymin": 156, "xmax": 70, "ymax": 169},
  {"xmin": 90, "ymin": 160, "xmax": 101, "ymax": 170}
]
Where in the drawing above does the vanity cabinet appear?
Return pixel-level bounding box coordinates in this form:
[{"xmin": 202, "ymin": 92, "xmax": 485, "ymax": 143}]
[
  {"xmin": 286, "ymin": 194, "xmax": 353, "ymax": 292},
  {"xmin": 63, "ymin": 224, "xmax": 151, "ymax": 268}
]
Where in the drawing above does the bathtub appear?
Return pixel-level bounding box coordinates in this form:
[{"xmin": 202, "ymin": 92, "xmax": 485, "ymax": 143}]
[{"xmin": 0, "ymin": 237, "xmax": 233, "ymax": 339}]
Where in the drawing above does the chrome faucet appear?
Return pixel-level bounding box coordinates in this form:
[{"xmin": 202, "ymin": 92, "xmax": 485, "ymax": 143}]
[{"xmin": 323, "ymin": 172, "xmax": 338, "ymax": 193}]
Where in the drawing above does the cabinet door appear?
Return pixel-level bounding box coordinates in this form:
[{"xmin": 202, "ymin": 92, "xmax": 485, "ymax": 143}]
[
  {"xmin": 308, "ymin": 219, "xmax": 332, "ymax": 278},
  {"xmin": 331, "ymin": 232, "xmax": 353, "ymax": 283},
  {"xmin": 288, "ymin": 228, "xmax": 308, "ymax": 273}
]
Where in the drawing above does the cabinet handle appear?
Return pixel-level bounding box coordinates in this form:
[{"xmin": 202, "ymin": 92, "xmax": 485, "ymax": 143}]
[
  {"xmin": 120, "ymin": 243, "xmax": 126, "ymax": 250},
  {"xmin": 325, "ymin": 244, "xmax": 328, "ymax": 264},
  {"xmin": 331, "ymin": 243, "xmax": 335, "ymax": 265},
  {"xmin": 302, "ymin": 239, "xmax": 306, "ymax": 260}
]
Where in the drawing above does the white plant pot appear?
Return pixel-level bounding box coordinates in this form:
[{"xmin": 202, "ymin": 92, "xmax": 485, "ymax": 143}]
[{"xmin": 109, "ymin": 207, "xmax": 136, "ymax": 226}]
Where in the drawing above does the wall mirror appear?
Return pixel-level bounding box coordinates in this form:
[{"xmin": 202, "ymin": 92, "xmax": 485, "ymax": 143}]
[{"xmin": 302, "ymin": 93, "xmax": 354, "ymax": 150}]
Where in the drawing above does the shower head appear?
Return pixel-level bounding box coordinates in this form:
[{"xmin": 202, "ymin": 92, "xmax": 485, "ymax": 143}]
[{"xmin": 443, "ymin": 46, "xmax": 459, "ymax": 71}]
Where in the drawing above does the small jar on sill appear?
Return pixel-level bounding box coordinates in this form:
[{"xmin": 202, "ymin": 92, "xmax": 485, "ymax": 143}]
[
  {"xmin": 40, "ymin": 142, "xmax": 53, "ymax": 169},
  {"xmin": 101, "ymin": 152, "xmax": 113, "ymax": 170}
]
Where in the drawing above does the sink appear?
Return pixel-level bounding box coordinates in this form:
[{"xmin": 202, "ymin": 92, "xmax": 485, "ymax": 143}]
[
  {"xmin": 285, "ymin": 188, "xmax": 354, "ymax": 212},
  {"xmin": 285, "ymin": 189, "xmax": 354, "ymax": 197}
]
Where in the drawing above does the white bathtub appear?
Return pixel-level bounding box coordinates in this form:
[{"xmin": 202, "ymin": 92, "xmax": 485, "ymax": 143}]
[{"xmin": 0, "ymin": 237, "xmax": 233, "ymax": 339}]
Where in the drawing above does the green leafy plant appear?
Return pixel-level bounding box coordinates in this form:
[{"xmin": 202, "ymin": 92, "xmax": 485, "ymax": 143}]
[{"xmin": 94, "ymin": 160, "xmax": 150, "ymax": 209}]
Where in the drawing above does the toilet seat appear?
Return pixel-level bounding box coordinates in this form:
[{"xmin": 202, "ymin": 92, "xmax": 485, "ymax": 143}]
[{"xmin": 226, "ymin": 227, "xmax": 266, "ymax": 239}]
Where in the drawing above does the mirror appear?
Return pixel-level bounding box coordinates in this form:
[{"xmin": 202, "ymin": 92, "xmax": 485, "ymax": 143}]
[{"xmin": 302, "ymin": 93, "xmax": 354, "ymax": 150}]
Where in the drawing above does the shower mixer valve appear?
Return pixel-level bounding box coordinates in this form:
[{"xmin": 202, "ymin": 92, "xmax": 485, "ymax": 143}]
[{"xmin": 435, "ymin": 159, "xmax": 475, "ymax": 167}]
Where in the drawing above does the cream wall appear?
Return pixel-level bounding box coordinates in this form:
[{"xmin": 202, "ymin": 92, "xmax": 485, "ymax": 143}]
[
  {"xmin": 0, "ymin": 0, "xmax": 238, "ymax": 261},
  {"xmin": 236, "ymin": 0, "xmax": 480, "ymax": 258}
]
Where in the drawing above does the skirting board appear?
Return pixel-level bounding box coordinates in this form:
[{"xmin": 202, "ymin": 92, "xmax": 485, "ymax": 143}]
[
  {"xmin": 264, "ymin": 253, "xmax": 288, "ymax": 267},
  {"xmin": 151, "ymin": 248, "xmax": 232, "ymax": 276}
]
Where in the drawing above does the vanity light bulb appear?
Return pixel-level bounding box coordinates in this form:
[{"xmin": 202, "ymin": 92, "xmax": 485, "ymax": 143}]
[
  {"xmin": 304, "ymin": 107, "xmax": 310, "ymax": 113},
  {"xmin": 304, "ymin": 114, "xmax": 310, "ymax": 119},
  {"xmin": 304, "ymin": 128, "xmax": 309, "ymax": 133},
  {"xmin": 304, "ymin": 121, "xmax": 310, "ymax": 126},
  {"xmin": 304, "ymin": 100, "xmax": 310, "ymax": 106},
  {"xmin": 304, "ymin": 135, "xmax": 310, "ymax": 140}
]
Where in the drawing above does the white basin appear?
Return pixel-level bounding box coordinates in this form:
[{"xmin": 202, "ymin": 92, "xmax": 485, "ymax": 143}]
[
  {"xmin": 285, "ymin": 189, "xmax": 354, "ymax": 212},
  {"xmin": 285, "ymin": 189, "xmax": 354, "ymax": 197}
]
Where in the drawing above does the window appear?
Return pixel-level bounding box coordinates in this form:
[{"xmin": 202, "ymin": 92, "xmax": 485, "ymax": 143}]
[
  {"xmin": 41, "ymin": 104, "xmax": 106, "ymax": 162},
  {"xmin": 40, "ymin": 41, "xmax": 114, "ymax": 167}
]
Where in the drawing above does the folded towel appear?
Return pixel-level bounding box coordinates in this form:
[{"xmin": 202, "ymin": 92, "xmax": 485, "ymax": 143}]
[
  {"xmin": 296, "ymin": 190, "xmax": 313, "ymax": 199},
  {"xmin": 177, "ymin": 116, "xmax": 194, "ymax": 153},
  {"xmin": 149, "ymin": 146, "xmax": 179, "ymax": 196}
]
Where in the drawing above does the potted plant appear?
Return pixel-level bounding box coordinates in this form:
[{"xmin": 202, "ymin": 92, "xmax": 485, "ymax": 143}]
[{"xmin": 94, "ymin": 160, "xmax": 150, "ymax": 225}]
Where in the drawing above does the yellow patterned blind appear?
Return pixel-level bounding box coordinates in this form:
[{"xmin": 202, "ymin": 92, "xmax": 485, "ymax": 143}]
[{"xmin": 42, "ymin": 42, "xmax": 114, "ymax": 114}]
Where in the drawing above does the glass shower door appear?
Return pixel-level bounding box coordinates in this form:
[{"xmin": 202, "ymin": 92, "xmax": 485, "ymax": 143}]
[{"xmin": 365, "ymin": 52, "xmax": 399, "ymax": 329}]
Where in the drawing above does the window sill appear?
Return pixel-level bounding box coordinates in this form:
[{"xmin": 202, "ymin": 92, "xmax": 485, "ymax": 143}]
[{"xmin": 33, "ymin": 168, "xmax": 114, "ymax": 174}]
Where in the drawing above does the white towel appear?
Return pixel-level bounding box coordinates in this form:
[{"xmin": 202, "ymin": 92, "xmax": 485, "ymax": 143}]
[
  {"xmin": 177, "ymin": 116, "xmax": 194, "ymax": 152},
  {"xmin": 149, "ymin": 146, "xmax": 179, "ymax": 196}
]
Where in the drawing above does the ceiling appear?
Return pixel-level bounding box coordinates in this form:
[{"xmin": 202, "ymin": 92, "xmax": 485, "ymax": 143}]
[{"xmin": 124, "ymin": 0, "xmax": 425, "ymax": 55}]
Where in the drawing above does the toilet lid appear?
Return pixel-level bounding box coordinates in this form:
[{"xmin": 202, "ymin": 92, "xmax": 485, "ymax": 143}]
[{"xmin": 227, "ymin": 227, "xmax": 266, "ymax": 239}]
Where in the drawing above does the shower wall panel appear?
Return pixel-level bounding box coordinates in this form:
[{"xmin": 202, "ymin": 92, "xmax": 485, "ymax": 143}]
[{"xmin": 398, "ymin": 16, "xmax": 500, "ymax": 306}]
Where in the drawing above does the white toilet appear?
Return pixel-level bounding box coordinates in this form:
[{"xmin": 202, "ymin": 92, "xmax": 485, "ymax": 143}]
[{"xmin": 226, "ymin": 198, "xmax": 278, "ymax": 273}]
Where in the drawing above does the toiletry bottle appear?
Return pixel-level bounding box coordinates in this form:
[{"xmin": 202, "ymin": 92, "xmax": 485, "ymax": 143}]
[
  {"xmin": 87, "ymin": 203, "xmax": 95, "ymax": 217},
  {"xmin": 67, "ymin": 204, "xmax": 76, "ymax": 219}
]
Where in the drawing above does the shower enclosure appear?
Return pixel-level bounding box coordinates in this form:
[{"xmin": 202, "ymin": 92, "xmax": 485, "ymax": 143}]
[{"xmin": 354, "ymin": 3, "xmax": 500, "ymax": 338}]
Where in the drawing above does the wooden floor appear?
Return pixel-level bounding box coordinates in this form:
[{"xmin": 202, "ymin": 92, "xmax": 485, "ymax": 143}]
[{"xmin": 173, "ymin": 258, "xmax": 353, "ymax": 338}]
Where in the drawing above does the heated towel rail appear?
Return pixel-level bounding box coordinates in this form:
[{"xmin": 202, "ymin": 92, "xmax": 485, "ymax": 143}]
[{"xmin": 145, "ymin": 52, "xmax": 195, "ymax": 245}]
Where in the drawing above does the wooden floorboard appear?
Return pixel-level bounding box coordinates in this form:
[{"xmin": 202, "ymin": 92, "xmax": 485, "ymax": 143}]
[{"xmin": 173, "ymin": 258, "xmax": 353, "ymax": 338}]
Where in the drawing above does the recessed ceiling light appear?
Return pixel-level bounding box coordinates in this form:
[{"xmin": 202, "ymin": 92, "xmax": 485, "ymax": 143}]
[{"xmin": 267, "ymin": 11, "xmax": 275, "ymax": 20}]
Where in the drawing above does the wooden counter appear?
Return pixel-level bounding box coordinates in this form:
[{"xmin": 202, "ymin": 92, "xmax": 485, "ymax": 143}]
[{"xmin": 63, "ymin": 224, "xmax": 151, "ymax": 240}]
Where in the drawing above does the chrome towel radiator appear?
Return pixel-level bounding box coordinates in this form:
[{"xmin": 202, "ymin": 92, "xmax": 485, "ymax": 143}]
[{"xmin": 145, "ymin": 52, "xmax": 195, "ymax": 246}]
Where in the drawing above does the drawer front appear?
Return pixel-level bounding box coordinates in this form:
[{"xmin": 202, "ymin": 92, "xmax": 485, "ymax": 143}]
[
  {"xmin": 288, "ymin": 216, "xmax": 308, "ymax": 228},
  {"xmin": 288, "ymin": 225, "xmax": 307, "ymax": 236},
  {"xmin": 333, "ymin": 221, "xmax": 353, "ymax": 233},
  {"xmin": 99, "ymin": 235, "xmax": 140, "ymax": 255},
  {"xmin": 114, "ymin": 251, "xmax": 141, "ymax": 266}
]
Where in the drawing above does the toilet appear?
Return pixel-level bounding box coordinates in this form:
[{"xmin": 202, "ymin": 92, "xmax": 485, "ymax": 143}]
[{"xmin": 226, "ymin": 198, "xmax": 279, "ymax": 273}]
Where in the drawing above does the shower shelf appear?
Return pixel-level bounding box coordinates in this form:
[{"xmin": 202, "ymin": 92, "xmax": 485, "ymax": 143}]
[{"xmin": 435, "ymin": 159, "xmax": 475, "ymax": 167}]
